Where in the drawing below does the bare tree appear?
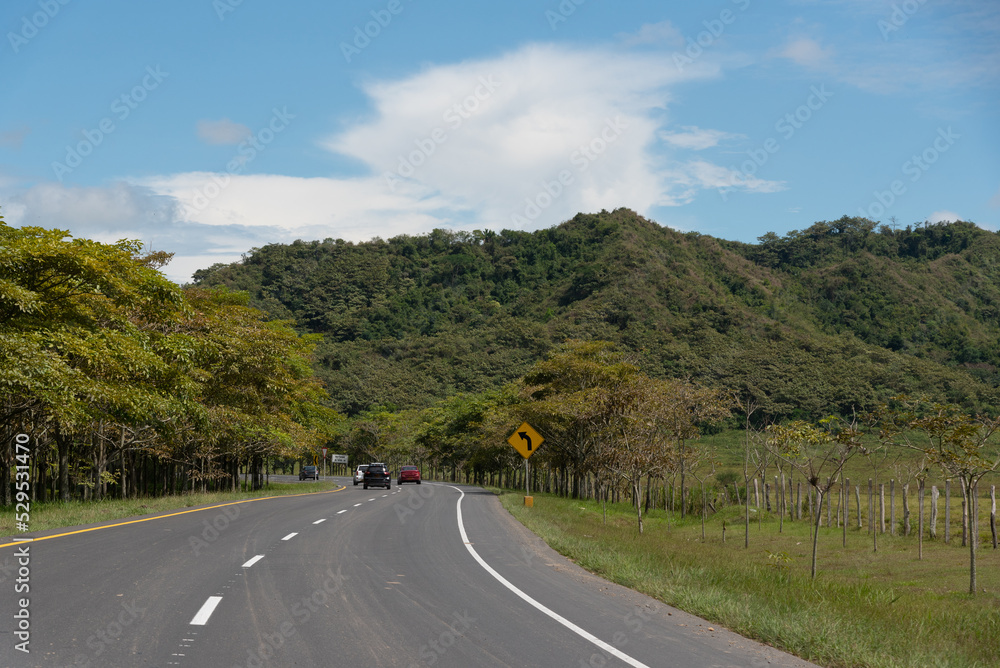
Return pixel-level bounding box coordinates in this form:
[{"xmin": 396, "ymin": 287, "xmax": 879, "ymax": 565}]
[
  {"xmin": 766, "ymin": 416, "xmax": 864, "ymax": 578},
  {"xmin": 602, "ymin": 376, "xmax": 729, "ymax": 534},
  {"xmin": 890, "ymin": 398, "xmax": 1000, "ymax": 594},
  {"xmin": 687, "ymin": 450, "xmax": 719, "ymax": 541},
  {"xmin": 733, "ymin": 391, "xmax": 771, "ymax": 547},
  {"xmin": 860, "ymin": 406, "xmax": 910, "ymax": 551}
]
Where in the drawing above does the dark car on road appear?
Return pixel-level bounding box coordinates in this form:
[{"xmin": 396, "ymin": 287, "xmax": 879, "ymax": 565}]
[
  {"xmin": 299, "ymin": 465, "xmax": 319, "ymax": 481},
  {"xmin": 397, "ymin": 465, "xmax": 421, "ymax": 485},
  {"xmin": 363, "ymin": 463, "xmax": 391, "ymax": 489}
]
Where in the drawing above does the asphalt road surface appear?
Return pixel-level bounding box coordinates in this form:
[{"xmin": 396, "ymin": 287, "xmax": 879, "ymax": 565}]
[{"xmin": 0, "ymin": 479, "xmax": 820, "ymax": 667}]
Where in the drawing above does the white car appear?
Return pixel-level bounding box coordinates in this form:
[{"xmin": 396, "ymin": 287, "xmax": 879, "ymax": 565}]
[{"xmin": 353, "ymin": 465, "xmax": 368, "ymax": 485}]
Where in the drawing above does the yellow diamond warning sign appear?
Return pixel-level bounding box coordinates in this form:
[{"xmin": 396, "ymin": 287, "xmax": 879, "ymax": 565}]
[{"xmin": 507, "ymin": 422, "xmax": 544, "ymax": 459}]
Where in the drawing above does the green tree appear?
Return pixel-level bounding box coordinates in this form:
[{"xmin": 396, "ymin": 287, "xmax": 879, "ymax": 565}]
[
  {"xmin": 180, "ymin": 287, "xmax": 337, "ymax": 490},
  {"xmin": 0, "ymin": 220, "xmax": 185, "ymax": 500},
  {"xmin": 517, "ymin": 340, "xmax": 636, "ymax": 498}
]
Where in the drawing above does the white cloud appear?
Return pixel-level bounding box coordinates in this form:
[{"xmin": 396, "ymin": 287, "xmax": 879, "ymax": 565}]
[
  {"xmin": 324, "ymin": 43, "xmax": 722, "ymax": 226},
  {"xmin": 776, "ymin": 3, "xmax": 1000, "ymax": 95},
  {"xmin": 196, "ymin": 118, "xmax": 252, "ymax": 145},
  {"xmin": 4, "ymin": 181, "xmax": 180, "ymax": 235},
  {"xmin": 616, "ymin": 21, "xmax": 685, "ymax": 47},
  {"xmin": 137, "ymin": 172, "xmax": 454, "ymax": 239},
  {"xmin": 777, "ymin": 37, "xmax": 834, "ymax": 68},
  {"xmin": 684, "ymin": 160, "xmax": 786, "ymax": 194},
  {"xmin": 659, "ymin": 126, "xmax": 741, "ymax": 150},
  {"xmin": 8, "ymin": 44, "xmax": 763, "ymax": 281},
  {"xmin": 927, "ymin": 210, "xmax": 962, "ymax": 224}
]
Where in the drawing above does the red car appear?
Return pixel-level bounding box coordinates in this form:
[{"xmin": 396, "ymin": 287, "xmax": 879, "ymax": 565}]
[{"xmin": 397, "ymin": 465, "xmax": 421, "ymax": 485}]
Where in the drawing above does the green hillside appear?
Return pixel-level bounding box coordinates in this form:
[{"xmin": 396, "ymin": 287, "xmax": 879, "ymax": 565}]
[{"xmin": 193, "ymin": 209, "xmax": 1000, "ymax": 418}]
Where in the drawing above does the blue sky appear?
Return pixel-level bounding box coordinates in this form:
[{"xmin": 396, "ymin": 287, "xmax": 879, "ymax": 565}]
[{"xmin": 1, "ymin": 0, "xmax": 997, "ymax": 283}]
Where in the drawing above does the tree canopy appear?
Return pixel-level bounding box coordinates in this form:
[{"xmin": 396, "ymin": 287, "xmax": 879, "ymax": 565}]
[
  {"xmin": 194, "ymin": 209, "xmax": 1000, "ymax": 420},
  {"xmin": 0, "ymin": 217, "xmax": 340, "ymax": 503}
]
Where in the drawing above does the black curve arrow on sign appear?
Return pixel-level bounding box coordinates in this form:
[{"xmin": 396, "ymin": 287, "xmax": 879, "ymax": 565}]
[{"xmin": 518, "ymin": 432, "xmax": 532, "ymax": 450}]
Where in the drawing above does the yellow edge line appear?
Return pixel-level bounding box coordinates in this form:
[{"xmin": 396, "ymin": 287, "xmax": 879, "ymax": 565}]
[{"xmin": 0, "ymin": 485, "xmax": 346, "ymax": 550}]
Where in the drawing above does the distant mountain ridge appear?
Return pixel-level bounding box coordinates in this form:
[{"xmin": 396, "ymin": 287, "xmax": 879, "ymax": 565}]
[{"xmin": 193, "ymin": 209, "xmax": 1000, "ymax": 417}]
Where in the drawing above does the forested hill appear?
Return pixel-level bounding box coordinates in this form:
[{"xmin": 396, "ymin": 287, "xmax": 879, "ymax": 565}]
[{"xmin": 192, "ymin": 209, "xmax": 1000, "ymax": 418}]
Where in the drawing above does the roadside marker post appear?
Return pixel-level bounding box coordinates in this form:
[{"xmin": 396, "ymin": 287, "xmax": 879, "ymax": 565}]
[{"xmin": 507, "ymin": 422, "xmax": 544, "ymax": 506}]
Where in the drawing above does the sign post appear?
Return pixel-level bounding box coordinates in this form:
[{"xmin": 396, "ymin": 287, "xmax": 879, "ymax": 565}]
[
  {"xmin": 322, "ymin": 448, "xmax": 328, "ymax": 476},
  {"xmin": 331, "ymin": 454, "xmax": 349, "ymax": 476},
  {"xmin": 507, "ymin": 422, "xmax": 543, "ymax": 507}
]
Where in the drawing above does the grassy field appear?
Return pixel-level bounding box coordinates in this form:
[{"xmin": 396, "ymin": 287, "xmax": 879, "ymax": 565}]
[
  {"xmin": 0, "ymin": 480, "xmax": 342, "ymax": 536},
  {"xmin": 498, "ymin": 487, "xmax": 1000, "ymax": 668},
  {"xmin": 700, "ymin": 427, "xmax": 971, "ymax": 487}
]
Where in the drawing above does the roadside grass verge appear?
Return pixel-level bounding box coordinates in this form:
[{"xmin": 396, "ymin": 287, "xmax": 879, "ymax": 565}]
[
  {"xmin": 498, "ymin": 489, "xmax": 1000, "ymax": 668},
  {"xmin": 0, "ymin": 480, "xmax": 341, "ymax": 536}
]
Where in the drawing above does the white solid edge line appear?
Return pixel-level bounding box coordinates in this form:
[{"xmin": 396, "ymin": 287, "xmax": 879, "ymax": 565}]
[
  {"xmin": 190, "ymin": 596, "xmax": 222, "ymax": 625},
  {"xmin": 451, "ymin": 486, "xmax": 650, "ymax": 668},
  {"xmin": 281, "ymin": 533, "xmax": 297, "ymax": 540},
  {"xmin": 241, "ymin": 555, "xmax": 265, "ymax": 568}
]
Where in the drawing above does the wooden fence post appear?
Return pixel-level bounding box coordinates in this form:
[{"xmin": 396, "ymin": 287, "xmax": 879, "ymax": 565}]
[
  {"xmin": 918, "ymin": 479, "xmax": 925, "ymax": 560},
  {"xmin": 944, "ymin": 479, "xmax": 951, "ymax": 544},
  {"xmin": 776, "ymin": 475, "xmax": 782, "ymax": 531},
  {"xmin": 827, "ymin": 478, "xmax": 832, "ymax": 528},
  {"xmin": 890, "ymin": 479, "xmax": 896, "ymax": 536},
  {"xmin": 868, "ymin": 478, "xmax": 874, "ymax": 536},
  {"xmin": 842, "ymin": 481, "xmax": 847, "ymax": 546},
  {"xmin": 787, "ymin": 474, "xmax": 794, "ymax": 522},
  {"xmin": 855, "ymin": 485, "xmax": 862, "ymax": 529},
  {"xmin": 836, "ymin": 482, "xmax": 842, "ymax": 528},
  {"xmin": 930, "ymin": 486, "xmax": 939, "ymax": 539},
  {"xmin": 903, "ymin": 484, "xmax": 910, "ymax": 536},
  {"xmin": 879, "ymin": 483, "xmax": 885, "ymax": 534},
  {"xmin": 962, "ymin": 489, "xmax": 968, "ymax": 547},
  {"xmin": 991, "ymin": 486, "xmax": 997, "ymax": 550},
  {"xmin": 844, "ymin": 477, "xmax": 850, "ymax": 531}
]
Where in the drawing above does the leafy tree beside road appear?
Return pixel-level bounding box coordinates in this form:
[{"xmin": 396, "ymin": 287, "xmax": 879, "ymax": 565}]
[
  {"xmin": 507, "ymin": 340, "xmax": 729, "ymax": 532},
  {"xmin": 0, "ymin": 215, "xmax": 339, "ymax": 503}
]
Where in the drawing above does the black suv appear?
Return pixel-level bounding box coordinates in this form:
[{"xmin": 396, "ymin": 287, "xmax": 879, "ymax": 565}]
[
  {"xmin": 299, "ymin": 465, "xmax": 319, "ymax": 481},
  {"xmin": 363, "ymin": 464, "xmax": 390, "ymax": 489}
]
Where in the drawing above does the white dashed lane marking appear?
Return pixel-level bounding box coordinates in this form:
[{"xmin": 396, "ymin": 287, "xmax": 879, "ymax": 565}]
[
  {"xmin": 190, "ymin": 596, "xmax": 222, "ymax": 626},
  {"xmin": 241, "ymin": 555, "xmax": 264, "ymax": 568}
]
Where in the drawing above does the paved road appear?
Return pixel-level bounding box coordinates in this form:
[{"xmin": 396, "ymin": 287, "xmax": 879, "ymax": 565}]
[{"xmin": 0, "ymin": 479, "xmax": 819, "ymax": 667}]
